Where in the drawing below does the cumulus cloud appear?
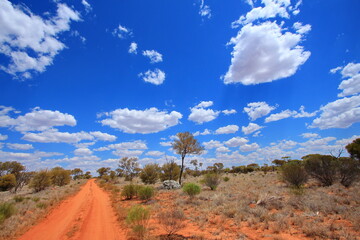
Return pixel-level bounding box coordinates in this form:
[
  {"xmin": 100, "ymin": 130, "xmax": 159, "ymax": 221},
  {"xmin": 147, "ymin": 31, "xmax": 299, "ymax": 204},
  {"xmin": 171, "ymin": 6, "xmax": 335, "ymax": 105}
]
[
  {"xmin": 22, "ymin": 129, "xmax": 93, "ymax": 143},
  {"xmin": 193, "ymin": 129, "xmax": 212, "ymax": 136},
  {"xmin": 203, "ymin": 140, "xmax": 223, "ymax": 149},
  {"xmin": 215, "ymin": 125, "xmax": 239, "ymax": 134},
  {"xmin": 0, "ymin": 134, "xmax": 8, "ymax": 141},
  {"xmin": 240, "ymin": 143, "xmax": 259, "ymax": 152},
  {"xmin": 242, "ymin": 123, "xmax": 263, "ymax": 135},
  {"xmin": 99, "ymin": 108, "xmax": 182, "ymax": 134},
  {"xmin": 0, "ymin": 106, "xmax": 76, "ymax": 132},
  {"xmin": 301, "ymin": 133, "xmax": 320, "ymax": 139},
  {"xmin": 112, "ymin": 149, "xmax": 143, "ymax": 158},
  {"xmin": 139, "ymin": 69, "xmax": 166, "ymax": 85},
  {"xmin": 105, "ymin": 141, "xmax": 148, "ymax": 150},
  {"xmin": 188, "ymin": 101, "xmax": 220, "ymax": 124},
  {"xmin": 7, "ymin": 143, "xmax": 33, "ymax": 150},
  {"xmin": 311, "ymin": 95, "xmax": 360, "ymax": 129},
  {"xmin": 90, "ymin": 131, "xmax": 117, "ymax": 142},
  {"xmin": 332, "ymin": 62, "xmax": 360, "ymax": 97},
  {"xmin": 112, "ymin": 24, "xmax": 132, "ymax": 39},
  {"xmin": 222, "ymin": 109, "xmax": 237, "ymax": 115},
  {"xmin": 129, "ymin": 42, "xmax": 138, "ymax": 54},
  {"xmin": 160, "ymin": 141, "xmax": 172, "ymax": 147},
  {"xmin": 265, "ymin": 106, "xmax": 316, "ymax": 123},
  {"xmin": 224, "ymin": 137, "xmax": 248, "ymax": 147},
  {"xmin": 244, "ymin": 102, "xmax": 276, "ymax": 121},
  {"xmin": 224, "ymin": 0, "xmax": 310, "ymax": 85},
  {"xmin": 142, "ymin": 50, "xmax": 163, "ymax": 63},
  {"xmin": 146, "ymin": 151, "xmax": 164, "ymax": 157},
  {"xmin": 74, "ymin": 147, "xmax": 92, "ymax": 156},
  {"xmin": 81, "ymin": 0, "xmax": 92, "ymax": 12},
  {"xmin": 216, "ymin": 146, "xmax": 230, "ymax": 153},
  {"xmin": 0, "ymin": 0, "xmax": 81, "ymax": 79}
]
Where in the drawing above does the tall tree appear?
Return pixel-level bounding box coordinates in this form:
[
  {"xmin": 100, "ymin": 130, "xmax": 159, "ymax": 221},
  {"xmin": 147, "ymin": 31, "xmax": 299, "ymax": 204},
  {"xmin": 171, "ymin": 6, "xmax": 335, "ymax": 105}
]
[
  {"xmin": 172, "ymin": 132, "xmax": 204, "ymax": 184},
  {"xmin": 118, "ymin": 157, "xmax": 140, "ymax": 181},
  {"xmin": 346, "ymin": 138, "xmax": 360, "ymax": 162}
]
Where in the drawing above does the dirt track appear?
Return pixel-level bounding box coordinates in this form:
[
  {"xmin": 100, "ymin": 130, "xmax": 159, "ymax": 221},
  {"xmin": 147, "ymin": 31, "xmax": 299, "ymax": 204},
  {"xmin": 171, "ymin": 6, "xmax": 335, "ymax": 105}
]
[{"xmin": 18, "ymin": 179, "xmax": 125, "ymax": 240}]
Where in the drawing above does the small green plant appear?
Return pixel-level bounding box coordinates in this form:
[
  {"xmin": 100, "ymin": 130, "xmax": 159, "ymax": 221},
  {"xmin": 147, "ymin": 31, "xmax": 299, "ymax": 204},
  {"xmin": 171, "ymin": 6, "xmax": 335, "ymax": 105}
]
[
  {"xmin": 203, "ymin": 173, "xmax": 221, "ymax": 190},
  {"xmin": 139, "ymin": 163, "xmax": 160, "ymax": 184},
  {"xmin": 121, "ymin": 184, "xmax": 138, "ymax": 200},
  {"xmin": 36, "ymin": 202, "xmax": 47, "ymax": 209},
  {"xmin": 182, "ymin": 183, "xmax": 201, "ymax": 198},
  {"xmin": 126, "ymin": 205, "xmax": 150, "ymax": 239},
  {"xmin": 13, "ymin": 195, "xmax": 25, "ymax": 203},
  {"xmin": 281, "ymin": 162, "xmax": 308, "ymax": 188},
  {"xmin": 0, "ymin": 202, "xmax": 16, "ymax": 224},
  {"xmin": 138, "ymin": 186, "xmax": 155, "ymax": 201},
  {"xmin": 223, "ymin": 176, "xmax": 230, "ymax": 182}
]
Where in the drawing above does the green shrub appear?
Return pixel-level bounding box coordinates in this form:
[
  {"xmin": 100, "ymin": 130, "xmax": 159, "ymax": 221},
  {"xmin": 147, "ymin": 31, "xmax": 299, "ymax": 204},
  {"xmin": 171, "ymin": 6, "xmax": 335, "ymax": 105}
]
[
  {"xmin": 223, "ymin": 176, "xmax": 230, "ymax": 182},
  {"xmin": 0, "ymin": 174, "xmax": 16, "ymax": 191},
  {"xmin": 338, "ymin": 157, "xmax": 360, "ymax": 187},
  {"xmin": 50, "ymin": 167, "xmax": 71, "ymax": 186},
  {"xmin": 30, "ymin": 170, "xmax": 52, "ymax": 192},
  {"xmin": 281, "ymin": 162, "xmax": 308, "ymax": 188},
  {"xmin": 138, "ymin": 186, "xmax": 155, "ymax": 201},
  {"xmin": 126, "ymin": 205, "xmax": 150, "ymax": 239},
  {"xmin": 13, "ymin": 195, "xmax": 25, "ymax": 203},
  {"xmin": 182, "ymin": 183, "xmax": 201, "ymax": 198},
  {"xmin": 36, "ymin": 202, "xmax": 47, "ymax": 209},
  {"xmin": 0, "ymin": 202, "xmax": 16, "ymax": 224},
  {"xmin": 303, "ymin": 154, "xmax": 338, "ymax": 186},
  {"xmin": 139, "ymin": 164, "xmax": 160, "ymax": 184},
  {"xmin": 121, "ymin": 184, "xmax": 139, "ymax": 200},
  {"xmin": 202, "ymin": 173, "xmax": 221, "ymax": 190},
  {"xmin": 160, "ymin": 161, "xmax": 180, "ymax": 181}
]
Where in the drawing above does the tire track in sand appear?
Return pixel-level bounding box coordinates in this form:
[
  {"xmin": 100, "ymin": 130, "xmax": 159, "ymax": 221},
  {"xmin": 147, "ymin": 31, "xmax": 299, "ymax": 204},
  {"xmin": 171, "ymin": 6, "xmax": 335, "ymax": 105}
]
[{"xmin": 17, "ymin": 179, "xmax": 125, "ymax": 240}]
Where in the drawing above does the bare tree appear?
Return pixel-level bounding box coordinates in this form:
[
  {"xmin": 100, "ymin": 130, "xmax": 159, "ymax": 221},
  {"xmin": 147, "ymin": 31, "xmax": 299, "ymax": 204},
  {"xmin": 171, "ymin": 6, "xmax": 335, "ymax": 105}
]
[{"xmin": 172, "ymin": 132, "xmax": 204, "ymax": 184}]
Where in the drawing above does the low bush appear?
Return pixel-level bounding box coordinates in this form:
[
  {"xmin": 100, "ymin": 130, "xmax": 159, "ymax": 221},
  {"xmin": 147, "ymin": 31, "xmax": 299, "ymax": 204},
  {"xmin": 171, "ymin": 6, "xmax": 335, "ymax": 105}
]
[
  {"xmin": 121, "ymin": 184, "xmax": 139, "ymax": 200},
  {"xmin": 223, "ymin": 176, "xmax": 230, "ymax": 182},
  {"xmin": 303, "ymin": 154, "xmax": 338, "ymax": 186},
  {"xmin": 50, "ymin": 167, "xmax": 71, "ymax": 186},
  {"xmin": 138, "ymin": 186, "xmax": 155, "ymax": 201},
  {"xmin": 30, "ymin": 170, "xmax": 52, "ymax": 192},
  {"xmin": 126, "ymin": 205, "xmax": 150, "ymax": 239},
  {"xmin": 158, "ymin": 208, "xmax": 186, "ymax": 236},
  {"xmin": 139, "ymin": 164, "xmax": 160, "ymax": 184},
  {"xmin": 13, "ymin": 196, "xmax": 25, "ymax": 203},
  {"xmin": 0, "ymin": 174, "xmax": 16, "ymax": 191},
  {"xmin": 338, "ymin": 157, "xmax": 360, "ymax": 187},
  {"xmin": 203, "ymin": 173, "xmax": 221, "ymax": 190},
  {"xmin": 0, "ymin": 202, "xmax": 16, "ymax": 224},
  {"xmin": 281, "ymin": 162, "xmax": 308, "ymax": 188},
  {"xmin": 160, "ymin": 161, "xmax": 180, "ymax": 182},
  {"xmin": 182, "ymin": 183, "xmax": 201, "ymax": 198}
]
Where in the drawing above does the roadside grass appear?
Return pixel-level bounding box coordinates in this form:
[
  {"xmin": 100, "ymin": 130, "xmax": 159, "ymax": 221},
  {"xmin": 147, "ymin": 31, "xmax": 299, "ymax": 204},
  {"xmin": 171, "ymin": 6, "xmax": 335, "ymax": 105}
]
[{"xmin": 0, "ymin": 179, "xmax": 87, "ymax": 240}]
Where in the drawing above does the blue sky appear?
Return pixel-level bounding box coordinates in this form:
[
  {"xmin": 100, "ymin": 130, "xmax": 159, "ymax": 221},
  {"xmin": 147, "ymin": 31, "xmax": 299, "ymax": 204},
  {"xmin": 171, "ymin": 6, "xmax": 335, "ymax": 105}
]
[{"xmin": 0, "ymin": 0, "xmax": 359, "ymax": 173}]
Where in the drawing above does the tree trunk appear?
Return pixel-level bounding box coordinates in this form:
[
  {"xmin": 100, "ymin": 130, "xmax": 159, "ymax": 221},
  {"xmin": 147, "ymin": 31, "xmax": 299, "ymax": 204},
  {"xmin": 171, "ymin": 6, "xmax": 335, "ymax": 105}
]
[{"xmin": 179, "ymin": 155, "xmax": 185, "ymax": 185}]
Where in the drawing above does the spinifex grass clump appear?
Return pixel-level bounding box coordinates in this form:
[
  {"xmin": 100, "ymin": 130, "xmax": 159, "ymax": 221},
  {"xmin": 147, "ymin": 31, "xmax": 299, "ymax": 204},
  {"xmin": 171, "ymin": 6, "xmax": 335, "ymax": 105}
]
[
  {"xmin": 126, "ymin": 205, "xmax": 150, "ymax": 239},
  {"xmin": 0, "ymin": 202, "xmax": 16, "ymax": 224},
  {"xmin": 138, "ymin": 186, "xmax": 155, "ymax": 201},
  {"xmin": 121, "ymin": 184, "xmax": 139, "ymax": 200},
  {"xmin": 202, "ymin": 173, "xmax": 221, "ymax": 190},
  {"xmin": 182, "ymin": 183, "xmax": 201, "ymax": 198}
]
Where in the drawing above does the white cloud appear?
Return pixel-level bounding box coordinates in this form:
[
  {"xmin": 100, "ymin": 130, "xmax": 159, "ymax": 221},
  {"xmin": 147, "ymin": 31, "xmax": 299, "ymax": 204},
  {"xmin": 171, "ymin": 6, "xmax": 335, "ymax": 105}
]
[
  {"xmin": 195, "ymin": 101, "xmax": 213, "ymax": 108},
  {"xmin": 112, "ymin": 24, "xmax": 132, "ymax": 39},
  {"xmin": 244, "ymin": 102, "xmax": 276, "ymax": 121},
  {"xmin": 22, "ymin": 129, "xmax": 93, "ymax": 143},
  {"xmin": 129, "ymin": 42, "xmax": 138, "ymax": 54},
  {"xmin": 242, "ymin": 123, "xmax": 263, "ymax": 135},
  {"xmin": 0, "ymin": 150, "xmax": 62, "ymax": 166},
  {"xmin": 90, "ymin": 131, "xmax": 117, "ymax": 142},
  {"xmin": 216, "ymin": 146, "xmax": 230, "ymax": 153},
  {"xmin": 232, "ymin": 0, "xmax": 291, "ymax": 27},
  {"xmin": 193, "ymin": 129, "xmax": 212, "ymax": 136},
  {"xmin": 333, "ymin": 62, "xmax": 360, "ymax": 97},
  {"xmin": 301, "ymin": 133, "xmax": 320, "ymax": 139},
  {"xmin": 99, "ymin": 108, "xmax": 182, "ymax": 134},
  {"xmin": 199, "ymin": 0, "xmax": 211, "ymax": 19},
  {"xmin": 7, "ymin": 143, "xmax": 33, "ymax": 150},
  {"xmin": 188, "ymin": 102, "xmax": 220, "ymax": 124},
  {"xmin": 0, "ymin": 0, "xmax": 81, "ymax": 79},
  {"xmin": 240, "ymin": 143, "xmax": 259, "ymax": 152},
  {"xmin": 300, "ymin": 137, "xmax": 336, "ymax": 150},
  {"xmin": 224, "ymin": 137, "xmax": 248, "ymax": 147},
  {"xmin": 112, "ymin": 149, "xmax": 143, "ymax": 158},
  {"xmin": 160, "ymin": 141, "xmax": 172, "ymax": 147},
  {"xmin": 335, "ymin": 135, "xmax": 360, "ymax": 147},
  {"xmin": 139, "ymin": 69, "xmax": 166, "ymax": 85},
  {"xmin": 293, "ymin": 22, "xmax": 311, "ymax": 34},
  {"xmin": 107, "ymin": 140, "xmax": 148, "ymax": 150},
  {"xmin": 223, "ymin": 21, "xmax": 310, "ymax": 85},
  {"xmin": 311, "ymin": 95, "xmax": 360, "ymax": 129},
  {"xmin": 265, "ymin": 106, "xmax": 316, "ymax": 123},
  {"xmin": 146, "ymin": 151, "xmax": 164, "ymax": 157},
  {"xmin": 215, "ymin": 125, "xmax": 239, "ymax": 134},
  {"xmin": 81, "ymin": 0, "xmax": 92, "ymax": 12},
  {"xmin": 203, "ymin": 140, "xmax": 223, "ymax": 149},
  {"xmin": 142, "ymin": 50, "xmax": 163, "ymax": 63},
  {"xmin": 74, "ymin": 147, "xmax": 92, "ymax": 156},
  {"xmin": 0, "ymin": 134, "xmax": 7, "ymax": 141},
  {"xmin": 0, "ymin": 106, "xmax": 76, "ymax": 132},
  {"xmin": 222, "ymin": 109, "xmax": 237, "ymax": 115}
]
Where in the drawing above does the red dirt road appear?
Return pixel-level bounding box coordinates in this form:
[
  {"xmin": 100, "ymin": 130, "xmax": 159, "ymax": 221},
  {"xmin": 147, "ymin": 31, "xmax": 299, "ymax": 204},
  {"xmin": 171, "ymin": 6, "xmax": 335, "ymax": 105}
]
[{"xmin": 18, "ymin": 179, "xmax": 125, "ymax": 240}]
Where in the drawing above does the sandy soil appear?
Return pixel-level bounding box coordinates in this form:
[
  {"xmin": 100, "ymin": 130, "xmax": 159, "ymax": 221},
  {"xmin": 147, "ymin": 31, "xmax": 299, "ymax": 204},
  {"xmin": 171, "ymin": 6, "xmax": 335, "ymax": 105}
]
[{"xmin": 17, "ymin": 179, "xmax": 126, "ymax": 240}]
